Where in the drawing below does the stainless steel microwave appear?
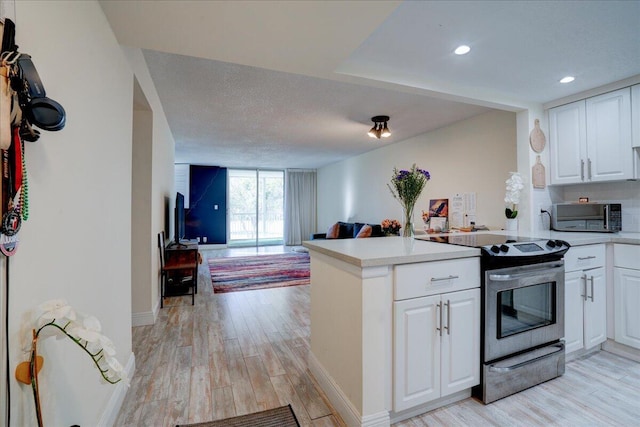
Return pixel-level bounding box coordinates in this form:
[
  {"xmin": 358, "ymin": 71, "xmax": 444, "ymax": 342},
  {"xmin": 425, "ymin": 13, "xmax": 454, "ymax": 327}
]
[{"xmin": 552, "ymin": 203, "xmax": 621, "ymax": 232}]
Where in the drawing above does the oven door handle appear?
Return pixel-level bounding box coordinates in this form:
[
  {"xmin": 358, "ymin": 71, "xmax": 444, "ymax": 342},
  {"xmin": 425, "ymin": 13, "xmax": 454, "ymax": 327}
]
[
  {"xmin": 488, "ymin": 343, "xmax": 565, "ymax": 373},
  {"xmin": 488, "ymin": 264, "xmax": 564, "ymax": 281}
]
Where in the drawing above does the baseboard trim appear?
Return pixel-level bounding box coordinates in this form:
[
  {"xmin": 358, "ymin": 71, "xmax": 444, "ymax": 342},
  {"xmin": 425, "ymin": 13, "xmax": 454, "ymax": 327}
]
[
  {"xmin": 389, "ymin": 389, "xmax": 471, "ymax": 424},
  {"xmin": 307, "ymin": 351, "xmax": 390, "ymax": 427},
  {"xmin": 131, "ymin": 311, "xmax": 154, "ymax": 327},
  {"xmin": 131, "ymin": 300, "xmax": 159, "ymax": 327},
  {"xmin": 602, "ymin": 339, "xmax": 640, "ymax": 363},
  {"xmin": 98, "ymin": 352, "xmax": 135, "ymax": 426},
  {"xmin": 565, "ymin": 344, "xmax": 602, "ymax": 362}
]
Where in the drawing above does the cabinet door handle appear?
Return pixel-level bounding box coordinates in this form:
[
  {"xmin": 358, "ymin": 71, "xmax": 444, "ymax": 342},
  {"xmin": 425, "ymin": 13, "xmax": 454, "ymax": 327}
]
[
  {"xmin": 587, "ymin": 158, "xmax": 592, "ymax": 180},
  {"xmin": 581, "ymin": 159, "xmax": 585, "ymax": 181},
  {"xmin": 444, "ymin": 299, "xmax": 451, "ymax": 335},
  {"xmin": 578, "ymin": 256, "xmax": 596, "ymax": 261},
  {"xmin": 588, "ymin": 276, "xmax": 595, "ymax": 302},
  {"xmin": 430, "ymin": 275, "xmax": 459, "ymax": 283},
  {"xmin": 580, "ymin": 274, "xmax": 587, "ymax": 301},
  {"xmin": 436, "ymin": 301, "xmax": 442, "ymax": 336}
]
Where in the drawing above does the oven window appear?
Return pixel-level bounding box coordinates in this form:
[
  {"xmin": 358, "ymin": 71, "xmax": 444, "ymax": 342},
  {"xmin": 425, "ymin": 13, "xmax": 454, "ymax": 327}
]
[{"xmin": 498, "ymin": 282, "xmax": 556, "ymax": 338}]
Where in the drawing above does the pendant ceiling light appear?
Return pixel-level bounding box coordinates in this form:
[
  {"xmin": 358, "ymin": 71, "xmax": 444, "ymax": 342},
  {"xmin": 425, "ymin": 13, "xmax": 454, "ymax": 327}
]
[{"xmin": 368, "ymin": 115, "xmax": 391, "ymax": 139}]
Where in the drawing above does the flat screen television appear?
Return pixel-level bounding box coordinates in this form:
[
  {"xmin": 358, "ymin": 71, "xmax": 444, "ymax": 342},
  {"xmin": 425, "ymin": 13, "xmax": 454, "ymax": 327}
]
[{"xmin": 173, "ymin": 192, "xmax": 186, "ymax": 246}]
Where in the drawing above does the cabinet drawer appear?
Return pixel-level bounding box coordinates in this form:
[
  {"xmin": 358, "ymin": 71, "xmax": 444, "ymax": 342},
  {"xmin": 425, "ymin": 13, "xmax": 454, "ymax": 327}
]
[
  {"xmin": 394, "ymin": 257, "xmax": 480, "ymax": 300},
  {"xmin": 614, "ymin": 244, "xmax": 640, "ymax": 269},
  {"xmin": 564, "ymin": 244, "xmax": 605, "ymax": 272}
]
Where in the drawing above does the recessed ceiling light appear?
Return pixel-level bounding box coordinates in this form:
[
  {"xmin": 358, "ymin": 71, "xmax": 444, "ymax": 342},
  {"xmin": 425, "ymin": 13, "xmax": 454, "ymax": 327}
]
[
  {"xmin": 560, "ymin": 76, "xmax": 575, "ymax": 84},
  {"xmin": 454, "ymin": 45, "xmax": 471, "ymax": 55}
]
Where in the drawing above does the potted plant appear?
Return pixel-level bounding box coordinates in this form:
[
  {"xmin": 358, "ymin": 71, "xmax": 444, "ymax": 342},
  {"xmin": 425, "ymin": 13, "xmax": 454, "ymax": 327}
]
[{"xmin": 504, "ymin": 172, "xmax": 524, "ymax": 231}]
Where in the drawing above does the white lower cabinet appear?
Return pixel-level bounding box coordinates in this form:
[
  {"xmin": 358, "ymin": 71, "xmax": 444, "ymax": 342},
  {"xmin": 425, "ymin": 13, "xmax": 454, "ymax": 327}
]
[
  {"xmin": 563, "ymin": 244, "xmax": 606, "ymax": 354},
  {"xmin": 393, "ymin": 288, "xmax": 480, "ymax": 411},
  {"xmin": 564, "ymin": 267, "xmax": 606, "ymax": 353},
  {"xmin": 614, "ymin": 244, "xmax": 640, "ymax": 349}
]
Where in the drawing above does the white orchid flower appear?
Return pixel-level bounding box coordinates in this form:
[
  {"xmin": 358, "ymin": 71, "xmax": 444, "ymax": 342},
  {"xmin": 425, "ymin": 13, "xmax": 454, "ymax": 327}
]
[
  {"xmin": 504, "ymin": 172, "xmax": 524, "ymax": 218},
  {"xmin": 69, "ymin": 315, "xmax": 103, "ymax": 343},
  {"xmin": 504, "ymin": 172, "xmax": 524, "ymax": 204},
  {"xmin": 30, "ymin": 299, "xmax": 127, "ymax": 389},
  {"xmin": 98, "ymin": 335, "xmax": 117, "ymax": 356},
  {"xmin": 105, "ymin": 356, "xmax": 124, "ymax": 375},
  {"xmin": 38, "ymin": 299, "xmax": 77, "ymax": 323}
]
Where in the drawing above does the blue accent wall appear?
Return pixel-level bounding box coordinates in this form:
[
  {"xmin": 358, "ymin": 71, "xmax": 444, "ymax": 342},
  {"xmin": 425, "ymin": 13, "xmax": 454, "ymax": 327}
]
[{"xmin": 187, "ymin": 165, "xmax": 227, "ymax": 244}]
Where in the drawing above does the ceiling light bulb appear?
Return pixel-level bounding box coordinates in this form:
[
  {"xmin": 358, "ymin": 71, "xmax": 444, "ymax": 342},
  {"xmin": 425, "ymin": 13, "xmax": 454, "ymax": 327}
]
[
  {"xmin": 381, "ymin": 122, "xmax": 391, "ymax": 138},
  {"xmin": 560, "ymin": 76, "xmax": 575, "ymax": 84},
  {"xmin": 454, "ymin": 45, "xmax": 471, "ymax": 55},
  {"xmin": 367, "ymin": 115, "xmax": 390, "ymax": 140}
]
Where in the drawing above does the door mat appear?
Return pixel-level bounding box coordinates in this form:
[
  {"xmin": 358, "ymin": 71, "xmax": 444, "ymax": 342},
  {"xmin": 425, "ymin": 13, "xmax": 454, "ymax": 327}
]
[
  {"xmin": 208, "ymin": 252, "xmax": 310, "ymax": 293},
  {"xmin": 176, "ymin": 404, "xmax": 300, "ymax": 427}
]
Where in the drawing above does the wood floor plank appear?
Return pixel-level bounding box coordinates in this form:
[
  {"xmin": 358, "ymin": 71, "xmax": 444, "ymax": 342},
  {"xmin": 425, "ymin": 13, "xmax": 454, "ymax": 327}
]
[
  {"xmin": 244, "ymin": 355, "xmax": 282, "ymax": 410},
  {"xmin": 117, "ymin": 246, "xmax": 640, "ymax": 427},
  {"xmin": 113, "ymin": 374, "xmax": 147, "ymax": 426},
  {"xmin": 224, "ymin": 338, "xmax": 260, "ymax": 415},
  {"xmin": 270, "ymin": 373, "xmax": 314, "ymax": 426},
  {"xmin": 211, "ymin": 385, "xmax": 236, "ymax": 420},
  {"xmin": 187, "ymin": 364, "xmax": 213, "ymax": 423},
  {"xmin": 138, "ymin": 399, "xmax": 167, "ymax": 427},
  {"xmin": 269, "ymin": 332, "xmax": 331, "ymax": 419},
  {"xmin": 191, "ymin": 319, "xmax": 209, "ymax": 367},
  {"xmin": 167, "ymin": 351, "xmax": 191, "ymax": 406},
  {"xmin": 163, "ymin": 399, "xmax": 189, "ymax": 427},
  {"xmin": 144, "ymin": 361, "xmax": 171, "ymax": 402},
  {"xmin": 312, "ymin": 414, "xmax": 345, "ymax": 427},
  {"xmin": 209, "ymin": 349, "xmax": 231, "ymax": 388}
]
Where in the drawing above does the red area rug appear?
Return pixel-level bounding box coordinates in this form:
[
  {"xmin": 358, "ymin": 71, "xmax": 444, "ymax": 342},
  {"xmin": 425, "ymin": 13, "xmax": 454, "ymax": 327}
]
[{"xmin": 208, "ymin": 252, "xmax": 310, "ymax": 293}]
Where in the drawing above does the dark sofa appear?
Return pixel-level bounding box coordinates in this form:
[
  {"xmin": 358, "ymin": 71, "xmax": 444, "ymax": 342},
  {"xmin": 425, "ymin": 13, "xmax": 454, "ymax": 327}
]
[{"xmin": 311, "ymin": 221, "xmax": 386, "ymax": 240}]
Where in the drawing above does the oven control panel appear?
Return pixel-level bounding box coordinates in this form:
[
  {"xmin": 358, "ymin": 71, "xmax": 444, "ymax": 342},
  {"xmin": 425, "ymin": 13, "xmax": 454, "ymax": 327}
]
[{"xmin": 484, "ymin": 239, "xmax": 570, "ymax": 258}]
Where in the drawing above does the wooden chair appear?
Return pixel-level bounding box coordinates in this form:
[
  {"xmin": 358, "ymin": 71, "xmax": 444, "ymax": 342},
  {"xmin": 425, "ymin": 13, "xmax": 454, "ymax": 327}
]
[{"xmin": 158, "ymin": 231, "xmax": 196, "ymax": 307}]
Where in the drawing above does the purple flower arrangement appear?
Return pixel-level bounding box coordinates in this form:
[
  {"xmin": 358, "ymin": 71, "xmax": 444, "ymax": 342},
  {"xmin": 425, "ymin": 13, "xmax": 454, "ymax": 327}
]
[{"xmin": 387, "ymin": 164, "xmax": 431, "ymax": 237}]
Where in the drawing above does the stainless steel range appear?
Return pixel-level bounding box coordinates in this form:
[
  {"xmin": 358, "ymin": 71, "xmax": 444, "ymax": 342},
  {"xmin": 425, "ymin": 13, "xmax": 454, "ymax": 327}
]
[{"xmin": 424, "ymin": 233, "xmax": 570, "ymax": 403}]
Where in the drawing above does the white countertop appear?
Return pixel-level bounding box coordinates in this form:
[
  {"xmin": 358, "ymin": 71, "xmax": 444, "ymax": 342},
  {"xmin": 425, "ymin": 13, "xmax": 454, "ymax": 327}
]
[
  {"xmin": 302, "ymin": 230, "xmax": 640, "ymax": 268},
  {"xmin": 303, "ymin": 235, "xmax": 479, "ymax": 267}
]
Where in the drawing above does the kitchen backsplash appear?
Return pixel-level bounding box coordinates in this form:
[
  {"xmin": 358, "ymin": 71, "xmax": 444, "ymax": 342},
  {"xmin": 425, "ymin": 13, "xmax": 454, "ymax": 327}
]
[{"xmin": 553, "ymin": 181, "xmax": 640, "ymax": 233}]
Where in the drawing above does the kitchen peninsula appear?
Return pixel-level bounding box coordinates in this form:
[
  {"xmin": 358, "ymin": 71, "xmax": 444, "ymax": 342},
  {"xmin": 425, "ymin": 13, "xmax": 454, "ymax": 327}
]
[
  {"xmin": 303, "ymin": 231, "xmax": 640, "ymax": 427},
  {"xmin": 303, "ymin": 236, "xmax": 481, "ymax": 427}
]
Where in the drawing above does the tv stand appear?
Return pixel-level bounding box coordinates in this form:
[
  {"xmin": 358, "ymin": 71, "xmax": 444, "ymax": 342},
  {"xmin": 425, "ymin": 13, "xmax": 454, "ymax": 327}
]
[
  {"xmin": 168, "ymin": 238, "xmax": 198, "ymax": 249},
  {"xmin": 162, "ymin": 241, "xmax": 199, "ymax": 306}
]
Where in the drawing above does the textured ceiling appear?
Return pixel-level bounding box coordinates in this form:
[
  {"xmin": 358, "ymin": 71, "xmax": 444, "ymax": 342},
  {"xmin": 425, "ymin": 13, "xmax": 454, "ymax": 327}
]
[
  {"xmin": 100, "ymin": 0, "xmax": 640, "ymax": 169},
  {"xmin": 143, "ymin": 50, "xmax": 490, "ymax": 168}
]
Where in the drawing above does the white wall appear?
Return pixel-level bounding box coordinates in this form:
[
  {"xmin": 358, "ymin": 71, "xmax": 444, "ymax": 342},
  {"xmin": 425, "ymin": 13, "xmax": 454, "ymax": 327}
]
[
  {"xmin": 317, "ymin": 110, "xmax": 517, "ymax": 232},
  {"xmin": 122, "ymin": 47, "xmax": 177, "ymax": 326},
  {"xmin": 131, "ymin": 97, "xmax": 153, "ymax": 316},
  {"xmin": 5, "ymin": 2, "xmax": 134, "ymax": 425}
]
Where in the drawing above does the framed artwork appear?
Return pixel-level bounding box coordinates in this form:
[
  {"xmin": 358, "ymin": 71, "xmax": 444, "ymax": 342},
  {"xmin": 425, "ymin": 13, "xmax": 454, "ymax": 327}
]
[{"xmin": 429, "ymin": 199, "xmax": 449, "ymax": 217}]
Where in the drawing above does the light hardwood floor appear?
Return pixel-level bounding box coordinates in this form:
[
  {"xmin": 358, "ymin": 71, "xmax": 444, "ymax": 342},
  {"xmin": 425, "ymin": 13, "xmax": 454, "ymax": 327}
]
[{"xmin": 116, "ymin": 246, "xmax": 640, "ymax": 426}]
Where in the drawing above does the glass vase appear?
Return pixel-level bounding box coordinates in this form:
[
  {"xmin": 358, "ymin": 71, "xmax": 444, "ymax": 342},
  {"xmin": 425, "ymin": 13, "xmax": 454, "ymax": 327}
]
[{"xmin": 403, "ymin": 204, "xmax": 415, "ymax": 238}]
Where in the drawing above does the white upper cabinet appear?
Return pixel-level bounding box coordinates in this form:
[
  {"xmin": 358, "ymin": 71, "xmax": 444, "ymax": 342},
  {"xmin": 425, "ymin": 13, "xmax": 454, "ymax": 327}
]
[
  {"xmin": 586, "ymin": 88, "xmax": 632, "ymax": 181},
  {"xmin": 549, "ymin": 101, "xmax": 587, "ymax": 184},
  {"xmin": 549, "ymin": 87, "xmax": 632, "ymax": 184}
]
